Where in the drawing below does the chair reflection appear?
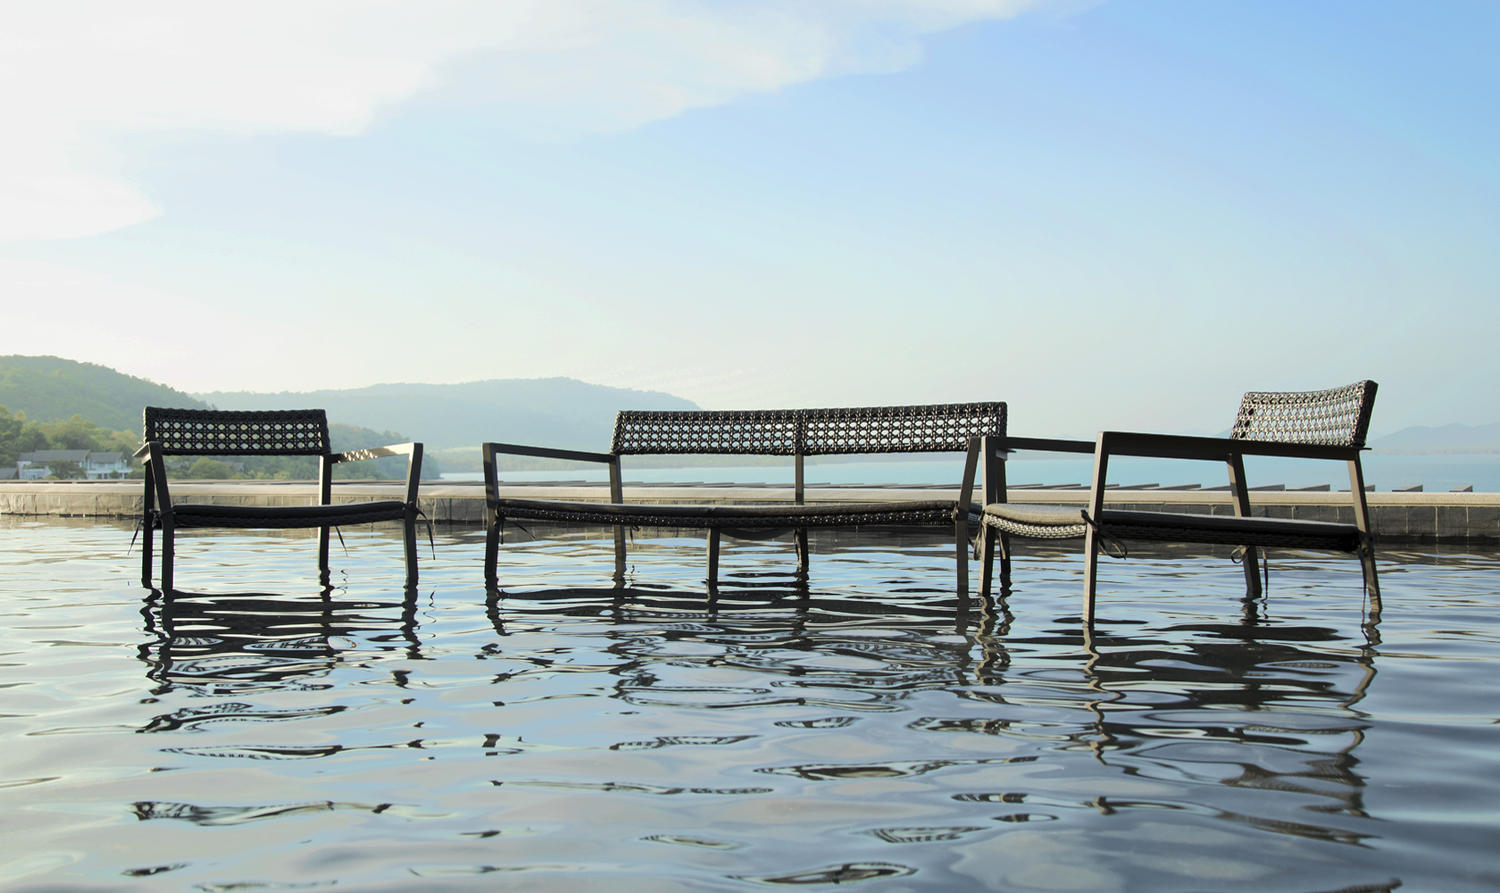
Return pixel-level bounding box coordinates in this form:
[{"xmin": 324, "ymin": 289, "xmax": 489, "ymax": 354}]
[{"xmin": 138, "ymin": 586, "xmax": 420, "ymax": 693}]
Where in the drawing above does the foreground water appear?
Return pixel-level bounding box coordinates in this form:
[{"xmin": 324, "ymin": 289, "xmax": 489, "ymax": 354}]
[{"xmin": 2, "ymin": 520, "xmax": 1497, "ymax": 891}]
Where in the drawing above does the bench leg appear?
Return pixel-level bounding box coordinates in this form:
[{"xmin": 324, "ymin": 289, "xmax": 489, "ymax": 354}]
[{"xmin": 707, "ymin": 529, "xmax": 721, "ymax": 588}]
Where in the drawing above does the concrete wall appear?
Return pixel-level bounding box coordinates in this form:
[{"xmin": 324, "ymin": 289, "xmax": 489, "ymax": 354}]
[{"xmin": 3, "ymin": 480, "xmax": 1497, "ymax": 544}]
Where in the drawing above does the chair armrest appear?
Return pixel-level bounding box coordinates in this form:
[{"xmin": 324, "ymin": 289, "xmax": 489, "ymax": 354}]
[
  {"xmin": 133, "ymin": 442, "xmax": 153, "ymax": 459},
  {"xmin": 328, "ymin": 442, "xmax": 421, "ymax": 464},
  {"xmin": 329, "ymin": 442, "xmax": 423, "ymax": 505},
  {"xmin": 1096, "ymin": 431, "xmax": 1361, "ymax": 462}
]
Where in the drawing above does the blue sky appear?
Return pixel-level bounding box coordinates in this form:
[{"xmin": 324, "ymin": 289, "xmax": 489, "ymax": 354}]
[{"xmin": 1, "ymin": 0, "xmax": 1495, "ymax": 436}]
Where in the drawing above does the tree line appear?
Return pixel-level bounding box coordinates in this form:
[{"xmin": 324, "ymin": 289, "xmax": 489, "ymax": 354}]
[{"xmin": 1, "ymin": 406, "xmax": 437, "ymax": 480}]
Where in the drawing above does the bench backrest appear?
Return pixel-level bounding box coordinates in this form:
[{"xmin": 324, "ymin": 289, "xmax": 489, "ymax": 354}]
[
  {"xmin": 611, "ymin": 403, "xmax": 1006, "ymax": 456},
  {"xmin": 1230, "ymin": 381, "xmax": 1377, "ymax": 448},
  {"xmin": 143, "ymin": 407, "xmax": 332, "ymax": 457}
]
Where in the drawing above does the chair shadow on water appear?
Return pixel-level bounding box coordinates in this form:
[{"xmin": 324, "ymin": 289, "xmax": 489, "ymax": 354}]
[{"xmin": 137, "ymin": 584, "xmax": 421, "ymax": 695}]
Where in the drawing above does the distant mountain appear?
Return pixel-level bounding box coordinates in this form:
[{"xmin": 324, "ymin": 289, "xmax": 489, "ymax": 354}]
[
  {"xmin": 1370, "ymin": 422, "xmax": 1500, "ymax": 454},
  {"xmin": 198, "ymin": 378, "xmax": 700, "ymax": 450},
  {"xmin": 0, "ymin": 355, "xmax": 207, "ymax": 432}
]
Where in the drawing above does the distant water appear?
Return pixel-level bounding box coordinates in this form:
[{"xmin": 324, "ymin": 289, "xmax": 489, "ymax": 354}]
[
  {"xmin": 447, "ymin": 452, "xmax": 1500, "ymax": 491},
  {"xmin": 2, "ymin": 518, "xmax": 1498, "ymax": 890}
]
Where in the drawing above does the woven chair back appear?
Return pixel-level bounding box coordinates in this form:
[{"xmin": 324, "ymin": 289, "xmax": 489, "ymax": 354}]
[
  {"xmin": 1230, "ymin": 381, "xmax": 1377, "ymax": 448},
  {"xmin": 143, "ymin": 407, "xmax": 332, "ymax": 456},
  {"xmin": 611, "ymin": 402, "xmax": 1006, "ymax": 456}
]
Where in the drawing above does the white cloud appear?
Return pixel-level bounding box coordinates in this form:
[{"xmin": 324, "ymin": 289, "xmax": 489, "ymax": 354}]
[{"xmin": 0, "ymin": 0, "xmax": 1047, "ymax": 242}]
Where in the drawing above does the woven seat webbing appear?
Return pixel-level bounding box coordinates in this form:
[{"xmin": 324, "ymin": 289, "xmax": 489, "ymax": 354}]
[
  {"xmin": 1231, "ymin": 381, "xmax": 1376, "ymax": 448},
  {"xmin": 611, "ymin": 402, "xmax": 1006, "ymax": 455},
  {"xmin": 144, "ymin": 407, "xmax": 331, "ymax": 456}
]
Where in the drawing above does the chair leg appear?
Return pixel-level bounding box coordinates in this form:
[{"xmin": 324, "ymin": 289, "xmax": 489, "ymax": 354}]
[
  {"xmin": 403, "ymin": 517, "xmax": 418, "ymax": 589},
  {"xmin": 1361, "ymin": 543, "xmax": 1381, "ymax": 618},
  {"xmin": 484, "ymin": 519, "xmax": 501, "ymax": 589},
  {"xmin": 1082, "ymin": 527, "xmax": 1101, "ymax": 626},
  {"xmin": 612, "ymin": 524, "xmax": 627, "ymax": 583},
  {"xmin": 1239, "ymin": 544, "xmax": 1263, "ymax": 597},
  {"xmin": 954, "ymin": 520, "xmax": 969, "ymax": 597},
  {"xmin": 795, "ymin": 529, "xmax": 809, "ymax": 577},
  {"xmin": 998, "ymin": 532, "xmax": 1012, "ymax": 591},
  {"xmin": 318, "ymin": 525, "xmax": 331, "ymax": 578},
  {"xmin": 160, "ymin": 522, "xmax": 175, "ymax": 593},
  {"xmin": 707, "ymin": 529, "xmax": 721, "ymax": 587},
  {"xmin": 979, "ymin": 527, "xmax": 994, "ymax": 599},
  {"xmin": 141, "ymin": 516, "xmax": 155, "ymax": 588}
]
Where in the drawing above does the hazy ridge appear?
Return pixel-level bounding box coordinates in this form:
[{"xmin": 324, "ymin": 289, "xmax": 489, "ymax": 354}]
[{"xmin": 3, "ymin": 356, "xmax": 1497, "ymax": 458}]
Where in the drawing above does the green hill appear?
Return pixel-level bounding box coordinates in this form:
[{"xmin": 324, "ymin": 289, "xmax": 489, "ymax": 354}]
[{"xmin": 0, "ymin": 355, "xmax": 208, "ymax": 432}]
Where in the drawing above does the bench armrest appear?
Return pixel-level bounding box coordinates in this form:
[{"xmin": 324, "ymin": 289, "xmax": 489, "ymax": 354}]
[
  {"xmin": 481, "ymin": 441, "xmax": 622, "ymax": 505},
  {"xmin": 988, "ymin": 435, "xmax": 1095, "ymax": 455},
  {"xmin": 482, "ymin": 442, "xmax": 616, "ymax": 465}
]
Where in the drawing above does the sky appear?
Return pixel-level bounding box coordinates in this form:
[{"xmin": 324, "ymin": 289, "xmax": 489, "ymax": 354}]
[{"xmin": 1, "ymin": 0, "xmax": 1496, "ymax": 437}]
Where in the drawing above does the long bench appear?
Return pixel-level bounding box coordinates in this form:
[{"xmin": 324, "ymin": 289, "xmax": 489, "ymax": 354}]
[{"xmin": 482, "ymin": 403, "xmax": 1006, "ymax": 591}]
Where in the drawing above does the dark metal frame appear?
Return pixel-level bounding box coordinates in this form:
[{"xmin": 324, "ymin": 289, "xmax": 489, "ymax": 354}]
[
  {"xmin": 137, "ymin": 407, "xmax": 424, "ymax": 591},
  {"xmin": 482, "ymin": 403, "xmax": 1006, "ymax": 591},
  {"xmin": 977, "ymin": 381, "xmax": 1380, "ymax": 625}
]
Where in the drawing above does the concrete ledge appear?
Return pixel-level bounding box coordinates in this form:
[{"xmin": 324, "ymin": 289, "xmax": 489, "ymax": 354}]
[{"xmin": 3, "ymin": 479, "xmax": 1497, "ymax": 543}]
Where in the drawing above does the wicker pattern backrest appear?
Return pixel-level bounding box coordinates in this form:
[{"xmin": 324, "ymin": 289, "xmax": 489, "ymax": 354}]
[
  {"xmin": 143, "ymin": 407, "xmax": 332, "ymax": 456},
  {"xmin": 612, "ymin": 403, "xmax": 1006, "ymax": 456},
  {"xmin": 1230, "ymin": 381, "xmax": 1377, "ymax": 448}
]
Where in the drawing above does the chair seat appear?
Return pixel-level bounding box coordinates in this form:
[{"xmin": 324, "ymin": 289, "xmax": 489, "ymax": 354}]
[
  {"xmin": 1093, "ymin": 509, "xmax": 1363, "ymax": 552},
  {"xmin": 496, "ymin": 498, "xmax": 968, "ymax": 530},
  {"xmin": 168, "ymin": 501, "xmax": 409, "ymax": 530},
  {"xmin": 982, "ymin": 504, "xmax": 1088, "ymax": 539}
]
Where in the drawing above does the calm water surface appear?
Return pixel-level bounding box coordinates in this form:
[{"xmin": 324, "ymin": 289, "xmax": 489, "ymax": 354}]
[{"xmin": 2, "ymin": 519, "xmax": 1498, "ymax": 891}]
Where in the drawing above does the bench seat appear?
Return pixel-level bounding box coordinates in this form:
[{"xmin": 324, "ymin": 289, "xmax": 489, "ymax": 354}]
[{"xmin": 496, "ymin": 497, "xmax": 974, "ymax": 530}]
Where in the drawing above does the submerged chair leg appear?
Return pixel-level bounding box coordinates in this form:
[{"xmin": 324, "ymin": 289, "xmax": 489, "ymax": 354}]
[
  {"xmin": 160, "ymin": 522, "xmax": 175, "ymax": 593},
  {"xmin": 979, "ymin": 527, "xmax": 994, "ymax": 599},
  {"xmin": 612, "ymin": 524, "xmax": 626, "ymax": 583},
  {"xmin": 954, "ymin": 519, "xmax": 969, "ymax": 597},
  {"xmin": 706, "ymin": 529, "xmax": 721, "ymax": 587},
  {"xmin": 1361, "ymin": 542, "xmax": 1381, "ymax": 618},
  {"xmin": 141, "ymin": 518, "xmax": 155, "ymax": 588},
  {"xmin": 318, "ymin": 525, "xmax": 331, "ymax": 579},
  {"xmin": 403, "ymin": 515, "xmax": 418, "ymax": 589},
  {"xmin": 1240, "ymin": 544, "xmax": 1263, "ymax": 598},
  {"xmin": 1082, "ymin": 527, "xmax": 1101, "ymax": 626},
  {"xmin": 484, "ymin": 519, "xmax": 501, "ymax": 588}
]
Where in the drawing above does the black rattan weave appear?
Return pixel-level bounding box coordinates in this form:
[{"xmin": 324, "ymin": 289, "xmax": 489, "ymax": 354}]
[
  {"xmin": 1230, "ymin": 381, "xmax": 1376, "ymax": 448},
  {"xmin": 143, "ymin": 407, "xmax": 332, "ymax": 456},
  {"xmin": 612, "ymin": 403, "xmax": 1006, "ymax": 456},
  {"xmin": 496, "ymin": 498, "xmax": 965, "ymax": 530}
]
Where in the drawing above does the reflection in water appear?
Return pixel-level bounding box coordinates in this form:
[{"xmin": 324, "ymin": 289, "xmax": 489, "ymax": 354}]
[
  {"xmin": 2, "ymin": 521, "xmax": 1493, "ymax": 891},
  {"xmin": 137, "ymin": 586, "xmax": 420, "ymax": 694}
]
